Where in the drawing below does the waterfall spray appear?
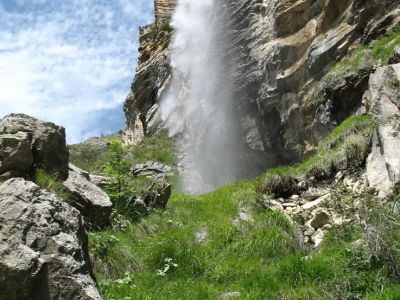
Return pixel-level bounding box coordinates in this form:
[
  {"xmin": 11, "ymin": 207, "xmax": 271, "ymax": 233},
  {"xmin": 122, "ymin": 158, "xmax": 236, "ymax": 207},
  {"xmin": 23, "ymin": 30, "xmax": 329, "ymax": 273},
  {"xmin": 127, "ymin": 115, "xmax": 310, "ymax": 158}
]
[{"xmin": 160, "ymin": 0, "xmax": 250, "ymax": 194}]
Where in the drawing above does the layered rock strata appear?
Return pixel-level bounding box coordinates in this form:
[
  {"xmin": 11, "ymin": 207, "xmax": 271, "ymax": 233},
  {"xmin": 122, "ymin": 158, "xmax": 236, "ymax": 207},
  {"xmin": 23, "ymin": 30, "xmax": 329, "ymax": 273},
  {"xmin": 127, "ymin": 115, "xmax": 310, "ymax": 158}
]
[
  {"xmin": 124, "ymin": 0, "xmax": 400, "ymax": 168},
  {"xmin": 154, "ymin": 0, "xmax": 176, "ymax": 24}
]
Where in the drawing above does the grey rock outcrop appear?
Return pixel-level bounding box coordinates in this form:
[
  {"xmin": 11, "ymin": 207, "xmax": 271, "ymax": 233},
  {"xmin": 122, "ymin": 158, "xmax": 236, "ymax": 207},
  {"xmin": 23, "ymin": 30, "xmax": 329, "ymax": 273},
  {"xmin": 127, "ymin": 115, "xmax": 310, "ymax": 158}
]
[
  {"xmin": 154, "ymin": 0, "xmax": 176, "ymax": 24},
  {"xmin": 0, "ymin": 178, "xmax": 100, "ymax": 300},
  {"xmin": 143, "ymin": 177, "xmax": 171, "ymax": 209},
  {"xmin": 366, "ymin": 63, "xmax": 400, "ymax": 197},
  {"xmin": 123, "ymin": 25, "xmax": 172, "ymax": 145},
  {"xmin": 131, "ymin": 161, "xmax": 173, "ymax": 177},
  {"xmin": 63, "ymin": 164, "xmax": 112, "ymax": 229},
  {"xmin": 0, "ymin": 113, "xmax": 69, "ymax": 181},
  {"xmin": 89, "ymin": 174, "xmax": 112, "ymax": 188}
]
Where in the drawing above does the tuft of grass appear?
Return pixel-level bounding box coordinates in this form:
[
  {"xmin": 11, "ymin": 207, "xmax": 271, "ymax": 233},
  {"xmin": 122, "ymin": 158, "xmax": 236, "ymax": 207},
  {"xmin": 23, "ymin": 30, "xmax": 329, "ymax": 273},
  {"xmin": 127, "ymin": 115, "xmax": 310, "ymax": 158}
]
[
  {"xmin": 149, "ymin": 21, "xmax": 173, "ymax": 43},
  {"xmin": 89, "ymin": 232, "xmax": 139, "ymax": 281},
  {"xmin": 34, "ymin": 169, "xmax": 72, "ymax": 203}
]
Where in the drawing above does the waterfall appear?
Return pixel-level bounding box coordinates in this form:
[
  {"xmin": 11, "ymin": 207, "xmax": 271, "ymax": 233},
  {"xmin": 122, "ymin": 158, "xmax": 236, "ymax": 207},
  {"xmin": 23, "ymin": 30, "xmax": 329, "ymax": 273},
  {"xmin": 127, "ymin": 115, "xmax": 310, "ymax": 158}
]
[{"xmin": 160, "ymin": 0, "xmax": 249, "ymax": 194}]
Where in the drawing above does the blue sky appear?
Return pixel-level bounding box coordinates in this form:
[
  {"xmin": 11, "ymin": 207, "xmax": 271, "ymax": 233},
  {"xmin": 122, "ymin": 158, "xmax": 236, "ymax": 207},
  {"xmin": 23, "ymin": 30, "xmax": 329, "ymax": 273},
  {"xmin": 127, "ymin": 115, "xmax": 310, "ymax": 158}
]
[{"xmin": 0, "ymin": 0, "xmax": 154, "ymax": 143}]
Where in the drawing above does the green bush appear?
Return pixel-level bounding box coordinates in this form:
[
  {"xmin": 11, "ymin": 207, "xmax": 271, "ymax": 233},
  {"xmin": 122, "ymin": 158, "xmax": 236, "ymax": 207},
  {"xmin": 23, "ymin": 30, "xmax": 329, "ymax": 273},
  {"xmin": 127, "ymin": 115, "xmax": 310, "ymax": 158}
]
[{"xmin": 103, "ymin": 139, "xmax": 134, "ymax": 215}]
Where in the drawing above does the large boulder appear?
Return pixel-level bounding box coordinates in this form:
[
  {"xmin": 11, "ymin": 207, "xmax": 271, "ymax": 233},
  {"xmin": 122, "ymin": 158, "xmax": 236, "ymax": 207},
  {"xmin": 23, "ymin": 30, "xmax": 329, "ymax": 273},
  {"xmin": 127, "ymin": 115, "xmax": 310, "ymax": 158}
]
[
  {"xmin": 366, "ymin": 63, "xmax": 400, "ymax": 197},
  {"xmin": 63, "ymin": 164, "xmax": 113, "ymax": 229},
  {"xmin": 0, "ymin": 114, "xmax": 69, "ymax": 181},
  {"xmin": 0, "ymin": 178, "xmax": 100, "ymax": 299}
]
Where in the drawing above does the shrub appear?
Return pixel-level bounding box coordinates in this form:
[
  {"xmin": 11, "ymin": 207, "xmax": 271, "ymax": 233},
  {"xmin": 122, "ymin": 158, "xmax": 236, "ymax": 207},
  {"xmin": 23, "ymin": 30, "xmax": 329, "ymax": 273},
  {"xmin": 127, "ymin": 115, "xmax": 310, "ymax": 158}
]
[{"xmin": 103, "ymin": 139, "xmax": 132, "ymax": 213}]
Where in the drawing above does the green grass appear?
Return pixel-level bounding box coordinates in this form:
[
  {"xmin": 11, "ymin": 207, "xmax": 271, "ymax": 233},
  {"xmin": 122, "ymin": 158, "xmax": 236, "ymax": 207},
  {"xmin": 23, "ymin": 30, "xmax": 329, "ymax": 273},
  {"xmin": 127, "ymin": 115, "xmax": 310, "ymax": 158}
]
[
  {"xmin": 329, "ymin": 45, "xmax": 371, "ymax": 76},
  {"xmin": 85, "ymin": 115, "xmax": 400, "ymax": 299},
  {"xmin": 70, "ymin": 131, "xmax": 177, "ymax": 174},
  {"xmin": 34, "ymin": 169, "xmax": 72, "ymax": 203},
  {"xmin": 93, "ymin": 181, "xmax": 400, "ymax": 299}
]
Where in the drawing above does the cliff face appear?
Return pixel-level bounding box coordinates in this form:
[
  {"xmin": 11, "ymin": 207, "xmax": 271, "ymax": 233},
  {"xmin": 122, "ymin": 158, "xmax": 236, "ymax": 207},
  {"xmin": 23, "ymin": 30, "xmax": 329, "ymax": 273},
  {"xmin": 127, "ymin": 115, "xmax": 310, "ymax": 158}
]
[
  {"xmin": 154, "ymin": 0, "xmax": 177, "ymax": 24},
  {"xmin": 124, "ymin": 0, "xmax": 400, "ymax": 164},
  {"xmin": 227, "ymin": 0, "xmax": 400, "ymax": 164},
  {"xmin": 123, "ymin": 0, "xmax": 175, "ymax": 145}
]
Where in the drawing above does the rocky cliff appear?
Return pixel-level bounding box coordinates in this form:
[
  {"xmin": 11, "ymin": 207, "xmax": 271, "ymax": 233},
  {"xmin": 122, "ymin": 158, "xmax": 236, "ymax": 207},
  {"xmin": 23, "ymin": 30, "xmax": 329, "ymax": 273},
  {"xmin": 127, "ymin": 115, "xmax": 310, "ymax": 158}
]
[
  {"xmin": 123, "ymin": 0, "xmax": 175, "ymax": 145},
  {"xmin": 124, "ymin": 0, "xmax": 400, "ymax": 176},
  {"xmin": 154, "ymin": 0, "xmax": 176, "ymax": 24},
  {"xmin": 227, "ymin": 0, "xmax": 400, "ymax": 163}
]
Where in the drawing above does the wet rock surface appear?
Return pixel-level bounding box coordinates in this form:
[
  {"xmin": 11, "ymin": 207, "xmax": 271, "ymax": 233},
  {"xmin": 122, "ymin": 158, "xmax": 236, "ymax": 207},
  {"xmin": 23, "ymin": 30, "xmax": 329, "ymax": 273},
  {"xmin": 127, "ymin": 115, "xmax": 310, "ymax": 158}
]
[{"xmin": 388, "ymin": 45, "xmax": 400, "ymax": 65}]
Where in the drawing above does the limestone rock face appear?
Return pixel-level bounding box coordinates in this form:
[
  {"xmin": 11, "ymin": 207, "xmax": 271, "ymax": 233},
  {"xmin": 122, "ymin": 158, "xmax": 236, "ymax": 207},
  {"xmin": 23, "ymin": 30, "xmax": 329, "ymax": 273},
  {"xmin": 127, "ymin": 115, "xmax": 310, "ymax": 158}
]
[
  {"xmin": 0, "ymin": 113, "xmax": 69, "ymax": 181},
  {"xmin": 123, "ymin": 22, "xmax": 172, "ymax": 145},
  {"xmin": 154, "ymin": 0, "xmax": 176, "ymax": 24},
  {"xmin": 226, "ymin": 0, "xmax": 400, "ymax": 163},
  {"xmin": 0, "ymin": 178, "xmax": 100, "ymax": 300},
  {"xmin": 124, "ymin": 0, "xmax": 400, "ymax": 167},
  {"xmin": 63, "ymin": 164, "xmax": 113, "ymax": 229},
  {"xmin": 366, "ymin": 63, "xmax": 400, "ymax": 197}
]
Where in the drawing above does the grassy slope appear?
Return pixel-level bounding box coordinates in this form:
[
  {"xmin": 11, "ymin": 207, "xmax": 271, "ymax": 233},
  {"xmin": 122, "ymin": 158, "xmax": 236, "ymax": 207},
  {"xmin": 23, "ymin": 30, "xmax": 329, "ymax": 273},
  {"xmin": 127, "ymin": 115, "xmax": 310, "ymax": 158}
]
[
  {"xmin": 91, "ymin": 116, "xmax": 400, "ymax": 300},
  {"xmin": 96, "ymin": 185, "xmax": 400, "ymax": 300},
  {"xmin": 84, "ymin": 28, "xmax": 400, "ymax": 299}
]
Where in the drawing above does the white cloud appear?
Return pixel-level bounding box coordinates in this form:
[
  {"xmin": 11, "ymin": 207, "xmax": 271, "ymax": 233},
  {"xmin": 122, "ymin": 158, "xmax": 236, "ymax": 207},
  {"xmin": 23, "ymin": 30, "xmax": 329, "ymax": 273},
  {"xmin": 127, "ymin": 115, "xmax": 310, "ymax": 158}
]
[{"xmin": 0, "ymin": 0, "xmax": 154, "ymax": 143}]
